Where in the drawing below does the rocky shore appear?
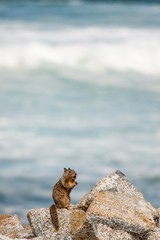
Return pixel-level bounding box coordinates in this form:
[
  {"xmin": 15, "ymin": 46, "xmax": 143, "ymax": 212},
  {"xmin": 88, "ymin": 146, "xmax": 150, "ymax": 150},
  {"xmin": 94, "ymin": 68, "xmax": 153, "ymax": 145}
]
[{"xmin": 0, "ymin": 170, "xmax": 160, "ymax": 240}]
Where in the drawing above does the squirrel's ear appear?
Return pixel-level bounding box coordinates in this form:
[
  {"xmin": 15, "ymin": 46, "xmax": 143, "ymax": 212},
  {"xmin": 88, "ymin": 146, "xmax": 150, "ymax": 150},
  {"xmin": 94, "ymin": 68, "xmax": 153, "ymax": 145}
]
[
  {"xmin": 68, "ymin": 168, "xmax": 71, "ymax": 170},
  {"xmin": 64, "ymin": 168, "xmax": 67, "ymax": 172}
]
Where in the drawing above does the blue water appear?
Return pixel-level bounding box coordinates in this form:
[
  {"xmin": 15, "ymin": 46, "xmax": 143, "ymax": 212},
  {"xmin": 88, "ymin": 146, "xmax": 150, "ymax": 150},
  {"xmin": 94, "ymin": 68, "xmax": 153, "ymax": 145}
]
[{"xmin": 0, "ymin": 0, "xmax": 160, "ymax": 223}]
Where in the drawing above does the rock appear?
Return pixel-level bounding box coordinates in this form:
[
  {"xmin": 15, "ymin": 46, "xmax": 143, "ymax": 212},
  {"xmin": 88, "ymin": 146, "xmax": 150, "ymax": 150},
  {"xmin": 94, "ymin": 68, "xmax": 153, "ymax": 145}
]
[
  {"xmin": 20, "ymin": 225, "xmax": 34, "ymax": 238},
  {"xmin": 69, "ymin": 208, "xmax": 86, "ymax": 236},
  {"xmin": 0, "ymin": 234, "xmax": 15, "ymax": 240},
  {"xmin": 146, "ymin": 228, "xmax": 160, "ymax": 239},
  {"xmin": 73, "ymin": 220, "xmax": 139, "ymax": 240},
  {"xmin": 2, "ymin": 170, "xmax": 158, "ymax": 240},
  {"xmin": 71, "ymin": 219, "xmax": 96, "ymax": 240},
  {"xmin": 27, "ymin": 171, "xmax": 158, "ymax": 239},
  {"xmin": 89, "ymin": 223, "xmax": 139, "ymax": 240},
  {"xmin": 86, "ymin": 191, "xmax": 156, "ymax": 238},
  {"xmin": 0, "ymin": 215, "xmax": 24, "ymax": 239},
  {"xmin": 27, "ymin": 208, "xmax": 56, "ymax": 239},
  {"xmin": 56, "ymin": 208, "xmax": 86, "ymax": 240},
  {"xmin": 76, "ymin": 170, "xmax": 146, "ymax": 211},
  {"xmin": 27, "ymin": 207, "xmax": 86, "ymax": 240},
  {"xmin": 0, "ymin": 234, "xmax": 45, "ymax": 240},
  {"xmin": 156, "ymin": 207, "xmax": 160, "ymax": 217},
  {"xmin": 156, "ymin": 207, "xmax": 160, "ymax": 227},
  {"xmin": 0, "ymin": 234, "xmax": 12, "ymax": 240}
]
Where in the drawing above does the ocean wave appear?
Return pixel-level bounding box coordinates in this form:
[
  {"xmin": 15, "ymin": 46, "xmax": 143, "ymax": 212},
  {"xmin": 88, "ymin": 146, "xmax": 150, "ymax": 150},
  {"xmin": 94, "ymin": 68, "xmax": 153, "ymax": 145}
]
[{"xmin": 0, "ymin": 25, "xmax": 160, "ymax": 76}]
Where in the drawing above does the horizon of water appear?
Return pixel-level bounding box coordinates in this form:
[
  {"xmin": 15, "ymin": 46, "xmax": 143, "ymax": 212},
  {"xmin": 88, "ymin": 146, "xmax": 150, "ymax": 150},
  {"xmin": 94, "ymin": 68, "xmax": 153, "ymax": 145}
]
[{"xmin": 0, "ymin": 0, "xmax": 160, "ymax": 223}]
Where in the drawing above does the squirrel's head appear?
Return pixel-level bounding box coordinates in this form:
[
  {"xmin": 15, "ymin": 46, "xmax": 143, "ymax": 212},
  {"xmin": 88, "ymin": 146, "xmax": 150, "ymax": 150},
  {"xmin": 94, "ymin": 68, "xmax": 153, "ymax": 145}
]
[{"xmin": 63, "ymin": 167, "xmax": 77, "ymax": 180}]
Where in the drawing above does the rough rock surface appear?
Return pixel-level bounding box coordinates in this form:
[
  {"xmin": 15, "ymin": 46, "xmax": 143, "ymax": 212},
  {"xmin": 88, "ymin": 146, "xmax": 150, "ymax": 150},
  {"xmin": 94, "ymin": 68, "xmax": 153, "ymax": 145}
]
[
  {"xmin": 72, "ymin": 220, "xmax": 139, "ymax": 240},
  {"xmin": 86, "ymin": 191, "xmax": 156, "ymax": 237},
  {"xmin": 20, "ymin": 225, "xmax": 34, "ymax": 239},
  {"xmin": 156, "ymin": 207, "xmax": 160, "ymax": 227},
  {"xmin": 27, "ymin": 208, "xmax": 56, "ymax": 239},
  {"xmin": 0, "ymin": 234, "xmax": 45, "ymax": 240},
  {"xmin": 71, "ymin": 214, "xmax": 140, "ymax": 240},
  {"xmin": 90, "ymin": 223, "xmax": 139, "ymax": 240},
  {"xmin": 0, "ymin": 215, "xmax": 24, "ymax": 239},
  {"xmin": 146, "ymin": 228, "xmax": 160, "ymax": 240},
  {"xmin": 27, "ymin": 207, "xmax": 86, "ymax": 240},
  {"xmin": 76, "ymin": 170, "xmax": 154, "ymax": 212},
  {"xmin": 71, "ymin": 219, "xmax": 96, "ymax": 240}
]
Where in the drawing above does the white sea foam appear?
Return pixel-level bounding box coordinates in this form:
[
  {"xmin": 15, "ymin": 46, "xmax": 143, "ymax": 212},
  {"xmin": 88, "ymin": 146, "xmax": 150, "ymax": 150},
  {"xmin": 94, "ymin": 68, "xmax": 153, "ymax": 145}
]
[{"xmin": 0, "ymin": 24, "xmax": 160, "ymax": 76}]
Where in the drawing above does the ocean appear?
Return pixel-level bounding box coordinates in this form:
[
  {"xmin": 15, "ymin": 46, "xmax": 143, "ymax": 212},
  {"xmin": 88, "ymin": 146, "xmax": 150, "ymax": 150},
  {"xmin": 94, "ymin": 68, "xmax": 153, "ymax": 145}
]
[{"xmin": 0, "ymin": 0, "xmax": 160, "ymax": 223}]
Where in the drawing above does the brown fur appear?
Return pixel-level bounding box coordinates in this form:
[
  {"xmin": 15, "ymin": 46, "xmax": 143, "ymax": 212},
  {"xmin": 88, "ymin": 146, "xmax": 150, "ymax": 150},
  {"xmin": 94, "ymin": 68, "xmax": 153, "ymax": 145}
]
[
  {"xmin": 50, "ymin": 204, "xmax": 59, "ymax": 231},
  {"xmin": 50, "ymin": 168, "xmax": 78, "ymax": 231}
]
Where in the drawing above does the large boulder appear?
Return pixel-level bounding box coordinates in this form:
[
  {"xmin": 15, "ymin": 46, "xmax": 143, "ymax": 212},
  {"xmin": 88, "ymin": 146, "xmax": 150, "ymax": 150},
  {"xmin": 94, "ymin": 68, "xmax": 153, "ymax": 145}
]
[
  {"xmin": 0, "ymin": 215, "xmax": 39, "ymax": 239},
  {"xmin": 0, "ymin": 215, "xmax": 24, "ymax": 239},
  {"xmin": 27, "ymin": 208, "xmax": 57, "ymax": 239},
  {"xmin": 25, "ymin": 170, "xmax": 159, "ymax": 240},
  {"xmin": 76, "ymin": 170, "xmax": 153, "ymax": 212},
  {"xmin": 27, "ymin": 207, "xmax": 86, "ymax": 240},
  {"xmin": 86, "ymin": 191, "xmax": 156, "ymax": 238}
]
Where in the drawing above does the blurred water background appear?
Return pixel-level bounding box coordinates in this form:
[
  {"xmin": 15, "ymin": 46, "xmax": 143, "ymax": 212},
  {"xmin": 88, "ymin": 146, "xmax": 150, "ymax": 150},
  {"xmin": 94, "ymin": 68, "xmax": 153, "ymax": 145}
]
[{"xmin": 0, "ymin": 0, "xmax": 160, "ymax": 223}]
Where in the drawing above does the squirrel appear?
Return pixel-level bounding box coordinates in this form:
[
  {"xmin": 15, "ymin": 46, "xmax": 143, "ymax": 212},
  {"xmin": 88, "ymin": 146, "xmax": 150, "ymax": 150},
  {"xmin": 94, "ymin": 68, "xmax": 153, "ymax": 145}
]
[{"xmin": 49, "ymin": 168, "xmax": 78, "ymax": 231}]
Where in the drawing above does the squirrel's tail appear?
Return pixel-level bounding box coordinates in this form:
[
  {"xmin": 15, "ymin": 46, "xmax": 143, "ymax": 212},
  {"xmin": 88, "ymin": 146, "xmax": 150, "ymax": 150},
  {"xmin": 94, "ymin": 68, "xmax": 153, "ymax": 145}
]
[{"xmin": 49, "ymin": 204, "xmax": 59, "ymax": 231}]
